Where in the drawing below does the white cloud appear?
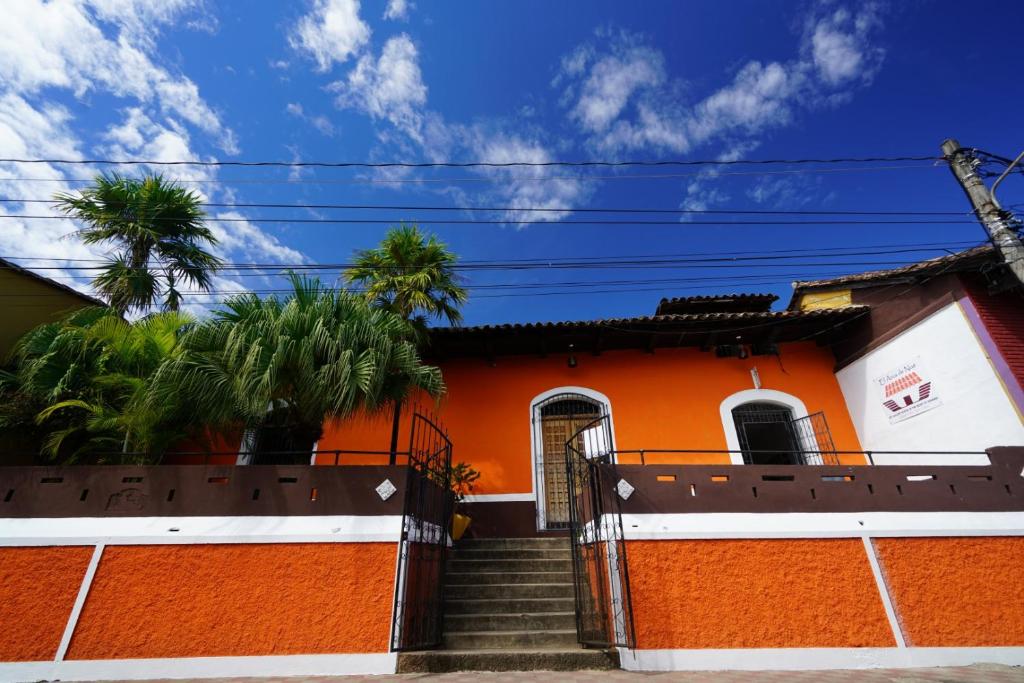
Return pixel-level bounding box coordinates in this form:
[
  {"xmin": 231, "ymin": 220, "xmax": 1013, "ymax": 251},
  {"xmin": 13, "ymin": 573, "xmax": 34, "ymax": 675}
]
[
  {"xmin": 0, "ymin": 3, "xmax": 316, "ymax": 311},
  {"xmin": 285, "ymin": 102, "xmax": 336, "ymax": 136},
  {"xmin": 807, "ymin": 3, "xmax": 885, "ymax": 85},
  {"xmin": 384, "ymin": 0, "xmax": 410, "ymax": 21},
  {"xmin": 570, "ymin": 46, "xmax": 663, "ymax": 133},
  {"xmin": 208, "ymin": 211, "xmax": 310, "ymax": 265},
  {"xmin": 0, "ymin": 0, "xmax": 238, "ymax": 154},
  {"xmin": 328, "ymin": 33, "xmax": 427, "ymax": 141},
  {"xmin": 289, "ymin": 0, "xmax": 370, "ymax": 72},
  {"xmin": 557, "ymin": 2, "xmax": 886, "ymax": 157},
  {"xmin": 461, "ymin": 129, "xmax": 592, "ymax": 227}
]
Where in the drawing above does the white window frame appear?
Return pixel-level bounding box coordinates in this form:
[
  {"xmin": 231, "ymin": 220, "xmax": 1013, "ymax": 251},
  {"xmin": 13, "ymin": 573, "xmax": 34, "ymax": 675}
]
[
  {"xmin": 529, "ymin": 386, "xmax": 615, "ymax": 531},
  {"xmin": 719, "ymin": 389, "xmax": 810, "ymax": 465}
]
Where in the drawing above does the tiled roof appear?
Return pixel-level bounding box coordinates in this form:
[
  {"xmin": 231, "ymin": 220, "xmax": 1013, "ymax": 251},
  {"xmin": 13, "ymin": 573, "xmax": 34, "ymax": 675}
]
[
  {"xmin": 791, "ymin": 245, "xmax": 996, "ymax": 290},
  {"xmin": 655, "ymin": 292, "xmax": 777, "ymax": 315},
  {"xmin": 430, "ymin": 306, "xmax": 868, "ymax": 335}
]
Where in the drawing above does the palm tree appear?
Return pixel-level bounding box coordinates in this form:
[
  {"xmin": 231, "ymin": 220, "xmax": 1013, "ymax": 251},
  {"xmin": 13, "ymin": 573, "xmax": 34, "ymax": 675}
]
[
  {"xmin": 145, "ymin": 273, "xmax": 444, "ymax": 463},
  {"xmin": 345, "ymin": 224, "xmax": 467, "ymax": 462},
  {"xmin": 345, "ymin": 223, "xmax": 468, "ymax": 331},
  {"xmin": 4, "ymin": 307, "xmax": 194, "ymax": 463},
  {"xmin": 54, "ymin": 174, "xmax": 222, "ymax": 314}
]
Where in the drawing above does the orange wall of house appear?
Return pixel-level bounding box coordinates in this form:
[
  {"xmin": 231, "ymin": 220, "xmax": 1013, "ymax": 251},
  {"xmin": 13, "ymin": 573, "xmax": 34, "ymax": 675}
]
[
  {"xmin": 0, "ymin": 546, "xmax": 93, "ymax": 661},
  {"xmin": 626, "ymin": 539, "xmax": 895, "ymax": 649},
  {"xmin": 874, "ymin": 537, "xmax": 1024, "ymax": 647},
  {"xmin": 325, "ymin": 342, "xmax": 862, "ymax": 494},
  {"xmin": 66, "ymin": 543, "xmax": 396, "ymax": 659}
]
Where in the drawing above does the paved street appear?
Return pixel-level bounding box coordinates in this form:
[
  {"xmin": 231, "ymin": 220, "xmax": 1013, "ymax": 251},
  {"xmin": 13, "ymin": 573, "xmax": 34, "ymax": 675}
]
[{"xmin": 135, "ymin": 664, "xmax": 1024, "ymax": 683}]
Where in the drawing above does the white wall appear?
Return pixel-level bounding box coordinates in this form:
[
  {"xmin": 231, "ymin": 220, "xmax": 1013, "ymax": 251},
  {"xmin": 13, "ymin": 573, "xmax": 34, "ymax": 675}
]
[{"xmin": 836, "ymin": 302, "xmax": 1024, "ymax": 464}]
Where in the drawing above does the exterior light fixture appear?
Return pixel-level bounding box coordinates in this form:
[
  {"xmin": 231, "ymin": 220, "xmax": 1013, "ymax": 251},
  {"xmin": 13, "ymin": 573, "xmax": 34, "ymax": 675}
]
[{"xmin": 567, "ymin": 344, "xmax": 577, "ymax": 368}]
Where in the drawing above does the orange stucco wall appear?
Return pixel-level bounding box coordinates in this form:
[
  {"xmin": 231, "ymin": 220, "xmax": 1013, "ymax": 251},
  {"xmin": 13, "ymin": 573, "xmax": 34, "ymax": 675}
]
[
  {"xmin": 0, "ymin": 546, "xmax": 93, "ymax": 661},
  {"xmin": 874, "ymin": 537, "xmax": 1024, "ymax": 647},
  {"xmin": 66, "ymin": 543, "xmax": 396, "ymax": 659},
  {"xmin": 324, "ymin": 342, "xmax": 862, "ymax": 493},
  {"xmin": 626, "ymin": 539, "xmax": 895, "ymax": 649}
]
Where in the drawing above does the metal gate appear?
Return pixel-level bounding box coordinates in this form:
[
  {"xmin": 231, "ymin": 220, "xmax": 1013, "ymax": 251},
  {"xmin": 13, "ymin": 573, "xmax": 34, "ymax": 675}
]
[
  {"xmin": 390, "ymin": 411, "xmax": 454, "ymax": 651},
  {"xmin": 565, "ymin": 415, "xmax": 636, "ymax": 648}
]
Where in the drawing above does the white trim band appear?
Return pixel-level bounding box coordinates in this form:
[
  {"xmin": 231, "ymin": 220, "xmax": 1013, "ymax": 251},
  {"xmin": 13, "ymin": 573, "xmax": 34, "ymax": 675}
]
[
  {"xmin": 619, "ymin": 511, "xmax": 1024, "ymax": 539},
  {"xmin": 619, "ymin": 647, "xmax": 1024, "ymax": 671},
  {"xmin": 0, "ymin": 653, "xmax": 397, "ymax": 682},
  {"xmin": 461, "ymin": 493, "xmax": 534, "ymax": 503},
  {"xmin": 0, "ymin": 515, "xmax": 403, "ymax": 546}
]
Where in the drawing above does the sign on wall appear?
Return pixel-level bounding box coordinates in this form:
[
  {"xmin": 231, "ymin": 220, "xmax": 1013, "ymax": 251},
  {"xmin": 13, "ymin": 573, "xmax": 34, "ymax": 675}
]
[{"xmin": 875, "ymin": 356, "xmax": 942, "ymax": 424}]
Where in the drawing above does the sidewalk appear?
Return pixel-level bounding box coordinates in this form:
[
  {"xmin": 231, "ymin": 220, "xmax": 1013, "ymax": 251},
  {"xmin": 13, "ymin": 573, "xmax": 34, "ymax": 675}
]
[{"xmin": 135, "ymin": 664, "xmax": 1024, "ymax": 683}]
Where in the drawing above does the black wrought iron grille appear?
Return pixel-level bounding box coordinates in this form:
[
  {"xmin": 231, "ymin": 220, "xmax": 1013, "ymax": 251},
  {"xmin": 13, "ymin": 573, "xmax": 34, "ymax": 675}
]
[
  {"xmin": 390, "ymin": 411, "xmax": 454, "ymax": 652},
  {"xmin": 733, "ymin": 403, "xmax": 839, "ymax": 466},
  {"xmin": 565, "ymin": 415, "xmax": 636, "ymax": 649},
  {"xmin": 791, "ymin": 411, "xmax": 839, "ymax": 465},
  {"xmin": 535, "ymin": 393, "xmax": 603, "ymax": 530}
]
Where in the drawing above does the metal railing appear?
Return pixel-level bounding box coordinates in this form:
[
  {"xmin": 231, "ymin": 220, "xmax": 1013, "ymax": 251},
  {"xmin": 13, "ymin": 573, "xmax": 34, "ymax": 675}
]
[{"xmin": 611, "ymin": 448, "xmax": 991, "ymax": 467}]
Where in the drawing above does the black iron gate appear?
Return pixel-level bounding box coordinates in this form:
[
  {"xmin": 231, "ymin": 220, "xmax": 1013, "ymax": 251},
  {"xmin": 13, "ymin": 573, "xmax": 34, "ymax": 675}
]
[
  {"xmin": 565, "ymin": 415, "xmax": 636, "ymax": 648},
  {"xmin": 390, "ymin": 411, "xmax": 454, "ymax": 651}
]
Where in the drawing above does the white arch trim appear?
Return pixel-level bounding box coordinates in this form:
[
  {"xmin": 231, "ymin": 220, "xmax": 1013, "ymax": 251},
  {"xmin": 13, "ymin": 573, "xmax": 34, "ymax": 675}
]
[
  {"xmin": 719, "ymin": 389, "xmax": 809, "ymax": 465},
  {"xmin": 529, "ymin": 386, "xmax": 616, "ymax": 531}
]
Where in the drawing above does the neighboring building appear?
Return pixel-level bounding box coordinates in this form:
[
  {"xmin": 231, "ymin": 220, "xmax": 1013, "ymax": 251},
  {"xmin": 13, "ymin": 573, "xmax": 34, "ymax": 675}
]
[
  {"xmin": 790, "ymin": 246, "xmax": 1024, "ymax": 463},
  {"xmin": 0, "ymin": 258, "xmax": 106, "ymax": 356}
]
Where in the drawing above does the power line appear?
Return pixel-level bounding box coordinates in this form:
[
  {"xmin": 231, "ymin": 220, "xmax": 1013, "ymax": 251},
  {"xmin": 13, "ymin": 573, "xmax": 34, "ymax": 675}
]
[
  {"xmin": 0, "ymin": 198, "xmax": 969, "ymax": 217},
  {"xmin": 0, "ymin": 163, "xmax": 944, "ymax": 185},
  {"xmin": 0, "ymin": 155, "xmax": 942, "ymax": 169},
  {"xmin": 3, "ymin": 248, "xmax": 980, "ymax": 277},
  {"xmin": 2, "ymin": 239, "xmax": 975, "ymax": 265},
  {"xmin": 0, "ymin": 214, "xmax": 980, "ymax": 226}
]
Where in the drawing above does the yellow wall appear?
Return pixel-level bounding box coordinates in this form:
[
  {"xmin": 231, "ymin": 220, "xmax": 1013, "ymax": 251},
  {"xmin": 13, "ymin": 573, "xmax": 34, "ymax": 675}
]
[{"xmin": 0, "ymin": 266, "xmax": 100, "ymax": 357}]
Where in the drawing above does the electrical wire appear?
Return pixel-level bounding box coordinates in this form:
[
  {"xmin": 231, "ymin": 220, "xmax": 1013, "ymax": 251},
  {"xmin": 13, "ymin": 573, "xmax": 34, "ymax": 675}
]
[
  {"xmin": 0, "ymin": 163, "xmax": 944, "ymax": 185},
  {"xmin": 0, "ymin": 214, "xmax": 980, "ymax": 226},
  {"xmin": 0, "ymin": 155, "xmax": 942, "ymax": 169},
  {"xmin": 0, "ymin": 197, "xmax": 971, "ymax": 217}
]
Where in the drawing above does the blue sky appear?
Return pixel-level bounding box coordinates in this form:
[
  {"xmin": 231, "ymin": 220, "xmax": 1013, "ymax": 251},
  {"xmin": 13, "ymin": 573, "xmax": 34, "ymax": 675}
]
[{"xmin": 1, "ymin": 0, "xmax": 1022, "ymax": 325}]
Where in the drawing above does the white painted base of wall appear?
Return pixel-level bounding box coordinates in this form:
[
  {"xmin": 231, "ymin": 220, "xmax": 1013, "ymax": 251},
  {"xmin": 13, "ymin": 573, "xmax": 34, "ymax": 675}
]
[
  {"xmin": 619, "ymin": 647, "xmax": 1024, "ymax": 671},
  {"xmin": 0, "ymin": 652, "xmax": 397, "ymax": 682}
]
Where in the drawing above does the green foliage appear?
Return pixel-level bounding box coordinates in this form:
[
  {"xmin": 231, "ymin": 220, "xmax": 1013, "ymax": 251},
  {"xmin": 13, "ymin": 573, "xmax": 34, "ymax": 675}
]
[
  {"xmin": 54, "ymin": 174, "xmax": 222, "ymax": 314},
  {"xmin": 450, "ymin": 461, "xmax": 481, "ymax": 504},
  {"xmin": 2, "ymin": 307, "xmax": 194, "ymax": 463},
  {"xmin": 345, "ymin": 223, "xmax": 468, "ymax": 334},
  {"xmin": 145, "ymin": 272, "xmax": 445, "ymax": 449}
]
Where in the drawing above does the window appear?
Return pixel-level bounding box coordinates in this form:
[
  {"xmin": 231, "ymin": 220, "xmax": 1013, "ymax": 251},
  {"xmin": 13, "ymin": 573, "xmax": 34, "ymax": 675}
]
[
  {"xmin": 238, "ymin": 403, "xmax": 318, "ymax": 465},
  {"xmin": 731, "ymin": 402, "xmax": 801, "ymax": 465}
]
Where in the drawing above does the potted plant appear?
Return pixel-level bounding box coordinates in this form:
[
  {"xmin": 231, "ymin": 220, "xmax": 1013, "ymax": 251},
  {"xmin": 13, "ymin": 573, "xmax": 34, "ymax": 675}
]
[{"xmin": 450, "ymin": 461, "xmax": 480, "ymax": 542}]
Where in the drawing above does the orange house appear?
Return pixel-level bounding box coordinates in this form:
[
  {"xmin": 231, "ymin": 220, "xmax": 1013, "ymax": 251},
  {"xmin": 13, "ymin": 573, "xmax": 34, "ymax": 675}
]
[{"xmin": 318, "ymin": 293, "xmax": 867, "ymax": 536}]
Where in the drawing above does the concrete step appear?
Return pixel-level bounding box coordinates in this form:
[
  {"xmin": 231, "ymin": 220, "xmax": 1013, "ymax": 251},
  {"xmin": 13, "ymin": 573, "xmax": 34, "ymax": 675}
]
[
  {"xmin": 446, "ymin": 570, "xmax": 574, "ymax": 585},
  {"xmin": 445, "ymin": 582, "xmax": 575, "ymax": 600},
  {"xmin": 458, "ymin": 538, "xmax": 569, "ymax": 551},
  {"xmin": 442, "ymin": 629, "xmax": 579, "ymax": 650},
  {"xmin": 449, "ymin": 558, "xmax": 573, "ymax": 573},
  {"xmin": 454, "ymin": 548, "xmax": 571, "ymax": 560},
  {"xmin": 445, "ymin": 596, "xmax": 576, "ymax": 615},
  {"xmin": 444, "ymin": 611, "xmax": 576, "ymax": 633},
  {"xmin": 397, "ymin": 648, "xmax": 619, "ymax": 673}
]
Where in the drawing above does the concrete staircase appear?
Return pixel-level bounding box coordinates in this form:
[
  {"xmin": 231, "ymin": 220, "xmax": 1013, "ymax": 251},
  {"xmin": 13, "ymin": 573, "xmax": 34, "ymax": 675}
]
[{"xmin": 396, "ymin": 537, "xmax": 619, "ymax": 672}]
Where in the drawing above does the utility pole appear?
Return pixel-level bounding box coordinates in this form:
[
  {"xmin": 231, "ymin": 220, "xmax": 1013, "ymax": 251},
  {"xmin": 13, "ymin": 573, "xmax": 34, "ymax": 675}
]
[{"xmin": 941, "ymin": 138, "xmax": 1024, "ymax": 287}]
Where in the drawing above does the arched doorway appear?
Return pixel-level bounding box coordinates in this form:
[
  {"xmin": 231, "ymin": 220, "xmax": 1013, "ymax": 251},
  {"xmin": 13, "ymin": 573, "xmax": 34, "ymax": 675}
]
[{"xmin": 531, "ymin": 388, "xmax": 613, "ymax": 530}]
